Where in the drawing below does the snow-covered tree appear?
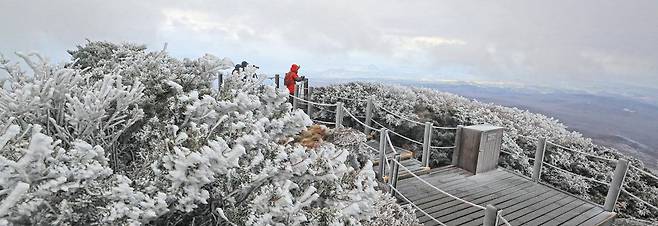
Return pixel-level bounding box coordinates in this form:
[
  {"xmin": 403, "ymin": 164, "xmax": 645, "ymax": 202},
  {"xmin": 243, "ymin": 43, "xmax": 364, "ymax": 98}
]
[{"xmin": 0, "ymin": 42, "xmax": 418, "ymax": 225}]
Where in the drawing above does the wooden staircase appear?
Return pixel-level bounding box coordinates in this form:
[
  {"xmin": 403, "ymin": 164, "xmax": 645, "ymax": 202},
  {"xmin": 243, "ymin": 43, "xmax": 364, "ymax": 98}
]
[{"xmin": 365, "ymin": 140, "xmax": 432, "ymax": 181}]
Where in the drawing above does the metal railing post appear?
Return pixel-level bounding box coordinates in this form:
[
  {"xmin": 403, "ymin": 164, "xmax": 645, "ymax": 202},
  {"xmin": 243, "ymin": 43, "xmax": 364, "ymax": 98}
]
[
  {"xmin": 483, "ymin": 204, "xmax": 499, "ymax": 226},
  {"xmin": 378, "ymin": 129, "xmax": 388, "ymax": 182},
  {"xmin": 292, "ymin": 84, "xmax": 299, "ymax": 109},
  {"xmin": 389, "ymin": 154, "xmax": 401, "ymax": 189},
  {"xmin": 303, "ymin": 79, "xmax": 309, "ymax": 111},
  {"xmin": 422, "ymin": 122, "xmax": 433, "ymax": 167},
  {"xmin": 604, "ymin": 159, "xmax": 629, "ymax": 212},
  {"xmin": 532, "ymin": 138, "xmax": 547, "ymax": 182},
  {"xmin": 451, "ymin": 125, "xmax": 464, "ymax": 166},
  {"xmin": 335, "ymin": 102, "xmax": 344, "ymax": 128},
  {"xmin": 364, "ymin": 97, "xmax": 374, "ymax": 135},
  {"xmin": 303, "ymin": 79, "xmax": 309, "ymax": 99},
  {"xmin": 274, "ymin": 74, "xmax": 279, "ymax": 89},
  {"xmin": 307, "ymin": 87, "xmax": 313, "ymax": 115}
]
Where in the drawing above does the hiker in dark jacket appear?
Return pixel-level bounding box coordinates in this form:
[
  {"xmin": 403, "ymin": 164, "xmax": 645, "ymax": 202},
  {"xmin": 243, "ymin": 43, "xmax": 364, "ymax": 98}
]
[
  {"xmin": 232, "ymin": 61, "xmax": 249, "ymax": 74},
  {"xmin": 233, "ymin": 61, "xmax": 260, "ymax": 80}
]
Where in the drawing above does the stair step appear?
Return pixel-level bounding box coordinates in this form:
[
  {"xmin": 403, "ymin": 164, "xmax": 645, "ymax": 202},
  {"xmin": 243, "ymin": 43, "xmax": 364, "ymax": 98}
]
[
  {"xmin": 382, "ymin": 159, "xmax": 431, "ymax": 183},
  {"xmin": 372, "ymin": 150, "xmax": 414, "ymax": 165}
]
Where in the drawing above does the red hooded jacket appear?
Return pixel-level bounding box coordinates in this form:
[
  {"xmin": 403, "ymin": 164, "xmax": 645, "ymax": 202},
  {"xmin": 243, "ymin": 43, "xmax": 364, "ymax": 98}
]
[{"xmin": 284, "ymin": 64, "xmax": 300, "ymax": 94}]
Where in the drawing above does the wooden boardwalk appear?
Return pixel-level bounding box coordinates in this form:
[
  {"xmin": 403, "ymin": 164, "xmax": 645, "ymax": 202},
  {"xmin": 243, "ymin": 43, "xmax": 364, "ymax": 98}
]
[
  {"xmin": 292, "ymin": 81, "xmax": 631, "ymax": 226},
  {"xmin": 366, "ymin": 140, "xmax": 615, "ymax": 226},
  {"xmin": 394, "ymin": 166, "xmax": 615, "ymax": 226}
]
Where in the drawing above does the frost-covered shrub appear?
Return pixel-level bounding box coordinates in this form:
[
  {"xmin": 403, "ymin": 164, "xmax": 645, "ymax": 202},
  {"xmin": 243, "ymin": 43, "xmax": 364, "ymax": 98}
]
[
  {"xmin": 313, "ymin": 82, "xmax": 658, "ymax": 221},
  {"xmin": 0, "ymin": 124, "xmax": 166, "ymax": 225},
  {"xmin": 0, "ymin": 42, "xmax": 417, "ymax": 225}
]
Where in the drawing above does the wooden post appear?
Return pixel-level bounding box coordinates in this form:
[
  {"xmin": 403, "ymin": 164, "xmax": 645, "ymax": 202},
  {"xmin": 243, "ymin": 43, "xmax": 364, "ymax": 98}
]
[
  {"xmin": 292, "ymin": 84, "xmax": 299, "ymax": 109},
  {"xmin": 451, "ymin": 126, "xmax": 464, "ymax": 166},
  {"xmin": 604, "ymin": 159, "xmax": 629, "ymax": 212},
  {"xmin": 389, "ymin": 154, "xmax": 401, "ymax": 189},
  {"xmin": 307, "ymin": 87, "xmax": 313, "ymax": 115},
  {"xmin": 483, "ymin": 204, "xmax": 499, "ymax": 226},
  {"xmin": 274, "ymin": 74, "xmax": 280, "ymax": 89},
  {"xmin": 378, "ymin": 129, "xmax": 388, "ymax": 182},
  {"xmin": 218, "ymin": 72, "xmax": 223, "ymax": 92},
  {"xmin": 335, "ymin": 102, "xmax": 344, "ymax": 128},
  {"xmin": 422, "ymin": 122, "xmax": 433, "ymax": 167},
  {"xmin": 364, "ymin": 97, "xmax": 374, "ymax": 135},
  {"xmin": 532, "ymin": 138, "xmax": 547, "ymax": 182}
]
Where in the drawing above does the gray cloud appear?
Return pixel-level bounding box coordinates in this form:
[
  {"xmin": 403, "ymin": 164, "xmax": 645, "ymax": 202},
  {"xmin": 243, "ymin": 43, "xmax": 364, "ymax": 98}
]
[{"xmin": 1, "ymin": 0, "xmax": 656, "ymax": 93}]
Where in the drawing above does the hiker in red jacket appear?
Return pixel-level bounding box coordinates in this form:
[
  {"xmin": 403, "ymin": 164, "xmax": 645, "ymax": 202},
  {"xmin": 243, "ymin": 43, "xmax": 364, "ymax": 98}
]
[{"xmin": 284, "ymin": 64, "xmax": 305, "ymax": 95}]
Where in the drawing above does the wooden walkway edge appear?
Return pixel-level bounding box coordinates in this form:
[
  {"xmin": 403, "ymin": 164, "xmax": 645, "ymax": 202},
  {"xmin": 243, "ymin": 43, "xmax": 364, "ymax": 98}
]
[{"xmin": 395, "ymin": 167, "xmax": 615, "ymax": 226}]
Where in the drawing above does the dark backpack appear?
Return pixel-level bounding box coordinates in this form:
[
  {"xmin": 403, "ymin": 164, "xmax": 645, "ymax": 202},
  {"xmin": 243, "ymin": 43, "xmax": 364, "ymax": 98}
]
[{"xmin": 284, "ymin": 72, "xmax": 294, "ymax": 86}]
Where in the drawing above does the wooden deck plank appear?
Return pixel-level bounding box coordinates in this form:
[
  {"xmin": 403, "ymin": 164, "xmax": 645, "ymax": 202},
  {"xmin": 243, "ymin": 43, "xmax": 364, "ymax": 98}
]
[
  {"xmin": 578, "ymin": 211, "xmax": 615, "ymax": 226},
  {"xmin": 398, "ymin": 169, "xmax": 509, "ymax": 194},
  {"xmin": 404, "ymin": 167, "xmax": 467, "ymax": 180},
  {"xmin": 397, "ymin": 165, "xmax": 460, "ymax": 182},
  {"xmin": 397, "ymin": 167, "xmax": 481, "ymax": 188},
  {"xmin": 402, "ymin": 171, "xmax": 515, "ymax": 205},
  {"xmin": 404, "ymin": 175, "xmax": 517, "ymax": 208},
  {"xmin": 453, "ymin": 181, "xmax": 554, "ymax": 226},
  {"xmin": 460, "ymin": 188, "xmax": 562, "ymax": 226},
  {"xmin": 397, "ymin": 170, "xmax": 505, "ymax": 200},
  {"xmin": 433, "ymin": 179, "xmax": 538, "ymax": 224},
  {"xmin": 438, "ymin": 179, "xmax": 539, "ymax": 224},
  {"xmin": 417, "ymin": 177, "xmax": 531, "ymax": 223},
  {"xmin": 391, "ymin": 165, "xmax": 612, "ymax": 226},
  {"xmin": 541, "ymin": 202, "xmax": 598, "ymax": 225},
  {"xmin": 421, "ymin": 176, "xmax": 521, "ymax": 211},
  {"xmin": 512, "ymin": 197, "xmax": 580, "ymax": 225},
  {"xmin": 398, "ymin": 172, "xmax": 511, "ymax": 208},
  {"xmin": 522, "ymin": 200, "xmax": 587, "ymax": 225},
  {"xmin": 503, "ymin": 192, "xmax": 572, "ymax": 223},
  {"xmin": 559, "ymin": 206, "xmax": 605, "ymax": 225}
]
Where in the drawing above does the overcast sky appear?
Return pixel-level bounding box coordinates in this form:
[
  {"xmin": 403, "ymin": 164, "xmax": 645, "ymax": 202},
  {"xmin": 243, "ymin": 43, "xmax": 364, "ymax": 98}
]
[{"xmin": 1, "ymin": 0, "xmax": 657, "ymax": 96}]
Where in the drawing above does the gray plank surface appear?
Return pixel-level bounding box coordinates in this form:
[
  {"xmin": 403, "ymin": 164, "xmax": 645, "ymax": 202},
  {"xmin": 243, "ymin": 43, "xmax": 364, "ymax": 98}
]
[
  {"xmin": 541, "ymin": 202, "xmax": 597, "ymax": 225},
  {"xmin": 459, "ymin": 182, "xmax": 555, "ymax": 226},
  {"xmin": 522, "ymin": 200, "xmax": 586, "ymax": 225},
  {"xmin": 428, "ymin": 179, "xmax": 535, "ymax": 223},
  {"xmin": 400, "ymin": 170, "xmax": 513, "ymax": 204},
  {"xmin": 393, "ymin": 167, "xmax": 612, "ymax": 226}
]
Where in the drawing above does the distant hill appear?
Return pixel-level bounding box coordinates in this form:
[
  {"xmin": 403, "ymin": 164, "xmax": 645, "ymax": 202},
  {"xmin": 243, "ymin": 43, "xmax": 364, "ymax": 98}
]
[
  {"xmin": 418, "ymin": 82, "xmax": 658, "ymax": 170},
  {"xmin": 313, "ymin": 78, "xmax": 658, "ymax": 170}
]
